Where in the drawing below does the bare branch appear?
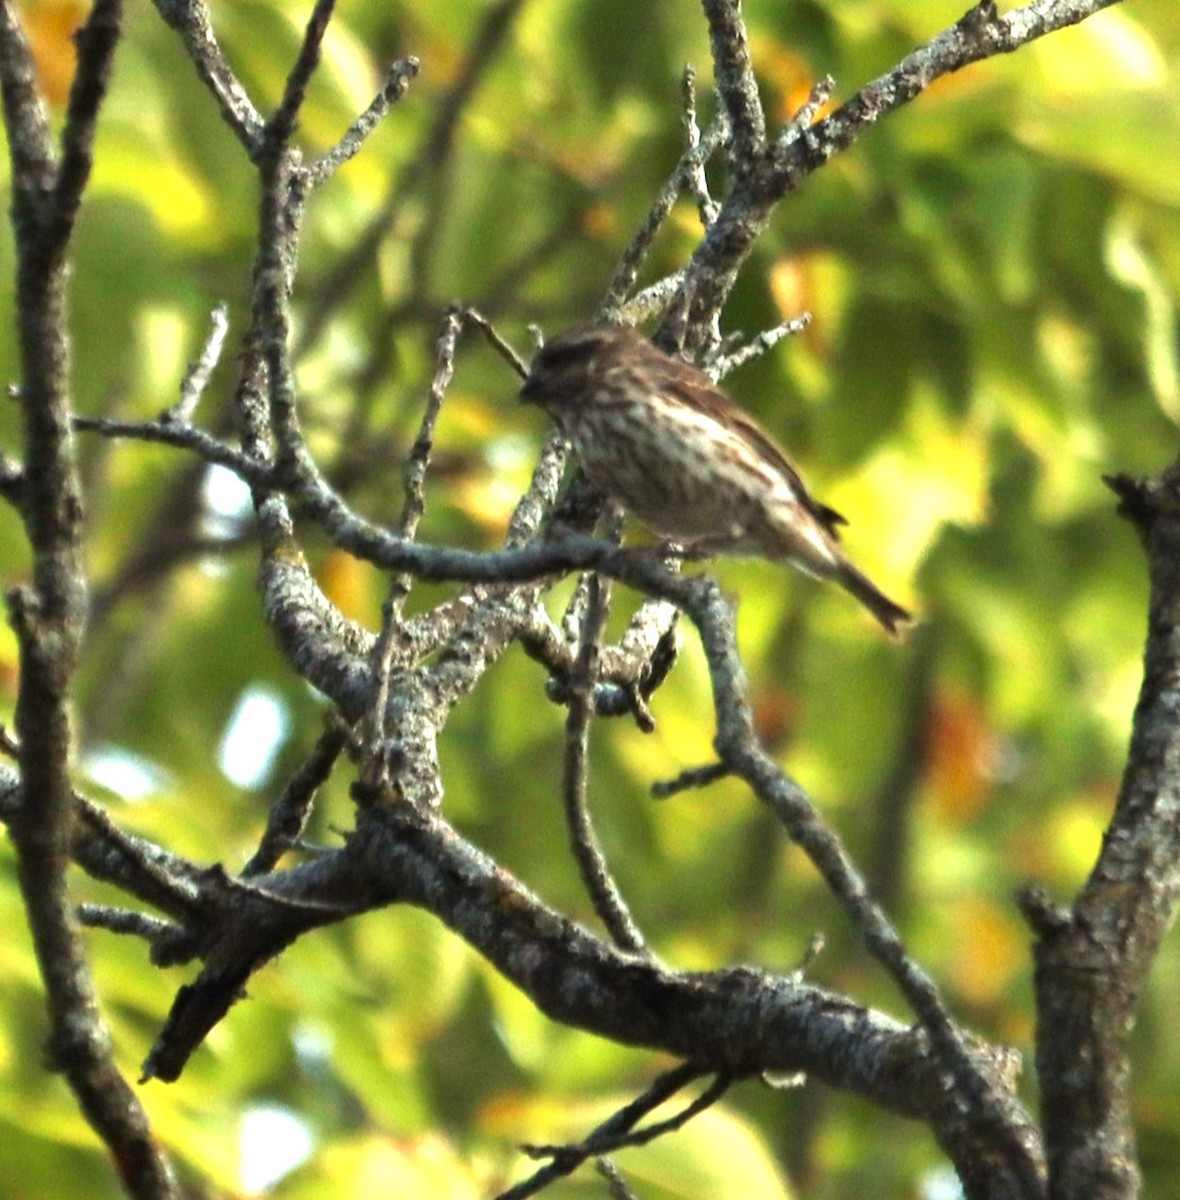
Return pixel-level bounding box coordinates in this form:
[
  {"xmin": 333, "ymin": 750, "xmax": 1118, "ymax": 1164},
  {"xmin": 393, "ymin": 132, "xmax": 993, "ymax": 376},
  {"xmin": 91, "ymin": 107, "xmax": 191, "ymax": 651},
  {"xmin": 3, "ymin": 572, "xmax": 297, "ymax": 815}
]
[
  {"xmin": 74, "ymin": 415, "xmax": 277, "ymax": 487},
  {"xmin": 365, "ymin": 309, "xmax": 464, "ymax": 784},
  {"xmin": 51, "ymin": 0, "xmax": 124, "ymax": 247},
  {"xmin": 0, "ymin": 3, "xmax": 181, "ymax": 1191},
  {"xmin": 306, "ymin": 55, "xmax": 421, "ymax": 187},
  {"xmin": 503, "ymin": 1065, "xmax": 725, "ymax": 1198},
  {"xmin": 601, "ymin": 85, "xmax": 730, "ymax": 312},
  {"xmin": 148, "ymin": 0, "xmax": 264, "ymax": 154},
  {"xmin": 1025, "ymin": 468, "xmax": 1180, "ymax": 1197},
  {"xmin": 595, "ymin": 1158, "xmax": 639, "ymax": 1200},
  {"xmin": 242, "ymin": 723, "xmax": 350, "ymax": 877},
  {"xmin": 699, "ymin": 0, "xmax": 765, "ymax": 160},
  {"xmin": 680, "ymin": 65, "xmax": 722, "ymax": 228},
  {"xmin": 651, "ymin": 760, "xmax": 730, "ymax": 798},
  {"xmin": 707, "ymin": 313, "xmax": 811, "ymax": 381},
  {"xmin": 775, "ymin": 74, "xmax": 834, "ymax": 154},
  {"xmin": 0, "ymin": 1, "xmax": 54, "ymax": 191},
  {"xmin": 462, "ymin": 307, "xmax": 531, "ymax": 379},
  {"xmin": 162, "ymin": 301, "xmax": 230, "ymax": 424},
  {"xmin": 562, "ymin": 573, "xmax": 648, "ymax": 954},
  {"xmin": 295, "ymin": 0, "xmax": 528, "ymax": 358},
  {"xmin": 524, "ymin": 1071, "xmax": 733, "ymax": 1160},
  {"xmin": 265, "ymin": 0, "xmax": 336, "ymax": 148}
]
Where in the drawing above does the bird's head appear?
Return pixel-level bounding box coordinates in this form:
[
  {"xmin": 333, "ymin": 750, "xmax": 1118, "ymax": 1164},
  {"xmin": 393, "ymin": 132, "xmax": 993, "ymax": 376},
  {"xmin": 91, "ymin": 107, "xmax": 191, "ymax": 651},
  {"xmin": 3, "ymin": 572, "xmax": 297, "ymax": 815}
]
[{"xmin": 520, "ymin": 324, "xmax": 637, "ymax": 414}]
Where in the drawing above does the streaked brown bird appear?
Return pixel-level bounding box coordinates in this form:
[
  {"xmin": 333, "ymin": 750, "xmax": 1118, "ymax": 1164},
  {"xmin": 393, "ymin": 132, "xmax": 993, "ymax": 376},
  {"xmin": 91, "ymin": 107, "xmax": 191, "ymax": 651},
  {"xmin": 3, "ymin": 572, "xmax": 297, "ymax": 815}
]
[{"xmin": 520, "ymin": 323, "xmax": 913, "ymax": 637}]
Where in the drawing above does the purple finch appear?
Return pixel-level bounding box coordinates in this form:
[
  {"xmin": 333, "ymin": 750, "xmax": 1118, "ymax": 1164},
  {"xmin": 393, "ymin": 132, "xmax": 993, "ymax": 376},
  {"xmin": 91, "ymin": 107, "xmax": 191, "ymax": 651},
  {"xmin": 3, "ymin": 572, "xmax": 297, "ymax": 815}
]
[{"xmin": 521, "ymin": 324, "xmax": 912, "ymax": 637}]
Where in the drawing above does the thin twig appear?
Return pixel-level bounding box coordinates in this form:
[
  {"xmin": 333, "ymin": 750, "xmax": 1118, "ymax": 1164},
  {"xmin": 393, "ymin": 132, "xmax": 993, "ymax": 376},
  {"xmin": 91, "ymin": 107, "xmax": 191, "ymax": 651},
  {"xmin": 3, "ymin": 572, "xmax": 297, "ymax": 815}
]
[
  {"xmin": 602, "ymin": 104, "xmax": 731, "ymax": 312},
  {"xmin": 306, "ymin": 56, "xmax": 421, "ymax": 188},
  {"xmin": 397, "ymin": 308, "xmax": 463, "ymax": 542},
  {"xmin": 700, "ymin": 0, "xmax": 766, "ymax": 160},
  {"xmin": 776, "ymin": 74, "xmax": 835, "ymax": 152},
  {"xmin": 147, "ymin": 0, "xmax": 264, "ymax": 154},
  {"xmin": 49, "ymin": 0, "xmax": 123, "ymax": 245},
  {"xmin": 71, "ymin": 791, "xmax": 205, "ymax": 915},
  {"xmin": 77, "ymin": 906, "xmax": 176, "ymax": 942},
  {"xmin": 497, "ymin": 1063, "xmax": 706, "ymax": 1200},
  {"xmin": 522, "ymin": 1071, "xmax": 734, "ymax": 1160},
  {"xmin": 74, "ymin": 415, "xmax": 277, "ymax": 487},
  {"xmin": 163, "ymin": 302, "xmax": 230, "ymax": 424},
  {"xmin": 595, "ymin": 1158, "xmax": 639, "ymax": 1200},
  {"xmin": 242, "ymin": 723, "xmax": 350, "ymax": 877},
  {"xmin": 562, "ymin": 572, "xmax": 647, "ymax": 954},
  {"xmin": 651, "ymin": 761, "xmax": 731, "ymax": 799},
  {"xmin": 295, "ymin": 0, "xmax": 527, "ymax": 359},
  {"xmin": 680, "ymin": 65, "xmax": 722, "ymax": 229},
  {"xmin": 265, "ymin": 0, "xmax": 337, "ymax": 148},
  {"xmin": 365, "ymin": 310, "xmax": 464, "ymax": 782},
  {"xmin": 767, "ymin": 0, "xmax": 1124, "ymax": 196},
  {"xmin": 617, "ymin": 269, "xmax": 688, "ymax": 326},
  {"xmin": 679, "ymin": 572, "xmax": 1043, "ymax": 1192},
  {"xmin": 707, "ymin": 313, "xmax": 811, "ymax": 382},
  {"xmin": 0, "ymin": 2, "xmax": 181, "ymax": 1193},
  {"xmin": 462, "ymin": 307, "xmax": 530, "ymax": 378}
]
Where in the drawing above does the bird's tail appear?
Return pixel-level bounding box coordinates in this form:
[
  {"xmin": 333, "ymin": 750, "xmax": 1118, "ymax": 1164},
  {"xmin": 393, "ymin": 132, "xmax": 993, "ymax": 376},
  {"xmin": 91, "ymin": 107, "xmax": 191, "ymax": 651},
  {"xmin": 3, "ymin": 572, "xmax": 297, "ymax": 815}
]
[{"xmin": 834, "ymin": 560, "xmax": 914, "ymax": 639}]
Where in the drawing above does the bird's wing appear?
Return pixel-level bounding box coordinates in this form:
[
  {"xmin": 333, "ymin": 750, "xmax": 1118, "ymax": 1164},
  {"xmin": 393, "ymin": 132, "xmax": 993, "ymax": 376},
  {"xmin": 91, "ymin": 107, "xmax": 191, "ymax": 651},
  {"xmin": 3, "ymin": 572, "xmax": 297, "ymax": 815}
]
[{"xmin": 658, "ymin": 362, "xmax": 848, "ymax": 539}]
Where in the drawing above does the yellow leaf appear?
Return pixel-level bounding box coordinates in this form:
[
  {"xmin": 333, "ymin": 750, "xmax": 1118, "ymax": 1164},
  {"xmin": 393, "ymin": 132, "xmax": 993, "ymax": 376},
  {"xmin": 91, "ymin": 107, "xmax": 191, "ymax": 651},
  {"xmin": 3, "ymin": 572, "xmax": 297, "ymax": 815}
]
[
  {"xmin": 831, "ymin": 384, "xmax": 989, "ymax": 585},
  {"xmin": 313, "ymin": 1133, "xmax": 486, "ymax": 1199},
  {"xmin": 943, "ymin": 896, "xmax": 1025, "ymax": 1007},
  {"xmin": 1028, "ymin": 8, "xmax": 1167, "ymax": 96},
  {"xmin": 316, "ymin": 548, "xmax": 378, "ymax": 625}
]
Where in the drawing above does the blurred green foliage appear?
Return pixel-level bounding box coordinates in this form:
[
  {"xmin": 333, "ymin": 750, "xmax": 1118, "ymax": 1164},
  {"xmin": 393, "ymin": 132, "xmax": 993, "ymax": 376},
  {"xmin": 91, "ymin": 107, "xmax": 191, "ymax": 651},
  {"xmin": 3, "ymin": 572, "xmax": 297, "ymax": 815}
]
[{"xmin": 1, "ymin": 0, "xmax": 1178, "ymax": 1196}]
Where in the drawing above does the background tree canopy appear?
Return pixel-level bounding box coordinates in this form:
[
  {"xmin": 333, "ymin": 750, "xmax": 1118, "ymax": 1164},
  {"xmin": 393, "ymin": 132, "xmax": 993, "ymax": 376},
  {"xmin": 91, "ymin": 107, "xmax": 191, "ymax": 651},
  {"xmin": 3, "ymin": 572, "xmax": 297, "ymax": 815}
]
[{"xmin": 1, "ymin": 0, "xmax": 1179, "ymax": 1197}]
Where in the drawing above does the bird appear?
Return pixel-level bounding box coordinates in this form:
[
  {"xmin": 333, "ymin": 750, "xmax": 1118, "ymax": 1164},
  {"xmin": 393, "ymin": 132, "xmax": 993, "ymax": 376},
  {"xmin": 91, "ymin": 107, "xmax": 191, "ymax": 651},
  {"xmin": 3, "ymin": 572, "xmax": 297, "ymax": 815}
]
[{"xmin": 519, "ymin": 323, "xmax": 913, "ymax": 637}]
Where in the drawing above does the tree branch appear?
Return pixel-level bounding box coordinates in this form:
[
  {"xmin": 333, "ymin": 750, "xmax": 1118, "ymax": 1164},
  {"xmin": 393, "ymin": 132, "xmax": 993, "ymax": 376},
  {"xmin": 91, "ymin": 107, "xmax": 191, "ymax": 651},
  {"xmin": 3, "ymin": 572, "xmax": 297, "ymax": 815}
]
[
  {"xmin": 1025, "ymin": 470, "xmax": 1180, "ymax": 1198},
  {"xmin": 0, "ymin": 3, "xmax": 180, "ymax": 1194}
]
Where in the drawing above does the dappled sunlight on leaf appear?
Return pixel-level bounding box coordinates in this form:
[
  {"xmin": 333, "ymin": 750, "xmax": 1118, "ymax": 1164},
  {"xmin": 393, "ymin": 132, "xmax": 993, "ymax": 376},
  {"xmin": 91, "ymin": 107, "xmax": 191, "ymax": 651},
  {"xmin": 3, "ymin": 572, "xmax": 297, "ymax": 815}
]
[
  {"xmin": 1008, "ymin": 790, "xmax": 1111, "ymax": 892},
  {"xmin": 1016, "ymin": 88, "xmax": 1180, "ymax": 205},
  {"xmin": 1105, "ymin": 210, "xmax": 1180, "ymax": 424},
  {"xmin": 833, "ymin": 385, "xmax": 989, "ymax": 583},
  {"xmin": 942, "ymin": 895, "xmax": 1026, "ymax": 1009},
  {"xmin": 298, "ymin": 1132, "xmax": 487, "ymax": 1199},
  {"xmin": 484, "ymin": 1086, "xmax": 793, "ymax": 1200},
  {"xmin": 1027, "ymin": 8, "xmax": 1168, "ymax": 95},
  {"xmin": 620, "ymin": 1103, "xmax": 794, "ymax": 1200},
  {"xmin": 91, "ymin": 144, "xmax": 217, "ymax": 243}
]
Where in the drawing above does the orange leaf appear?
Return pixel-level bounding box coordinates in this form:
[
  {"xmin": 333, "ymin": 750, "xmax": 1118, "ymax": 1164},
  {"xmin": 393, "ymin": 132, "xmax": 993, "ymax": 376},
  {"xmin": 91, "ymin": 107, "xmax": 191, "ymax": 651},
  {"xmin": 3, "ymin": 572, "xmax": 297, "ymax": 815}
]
[
  {"xmin": 20, "ymin": 0, "xmax": 86, "ymax": 109},
  {"xmin": 925, "ymin": 688, "xmax": 996, "ymax": 823}
]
